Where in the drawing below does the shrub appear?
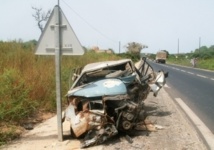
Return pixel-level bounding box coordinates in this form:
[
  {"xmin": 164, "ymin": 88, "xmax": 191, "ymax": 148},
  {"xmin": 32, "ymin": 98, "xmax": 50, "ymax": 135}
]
[{"xmin": 0, "ymin": 69, "xmax": 38, "ymax": 123}]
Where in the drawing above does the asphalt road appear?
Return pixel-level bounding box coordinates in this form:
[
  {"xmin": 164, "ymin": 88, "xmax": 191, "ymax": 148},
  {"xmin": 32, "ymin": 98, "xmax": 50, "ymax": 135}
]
[{"xmin": 148, "ymin": 60, "xmax": 214, "ymax": 134}]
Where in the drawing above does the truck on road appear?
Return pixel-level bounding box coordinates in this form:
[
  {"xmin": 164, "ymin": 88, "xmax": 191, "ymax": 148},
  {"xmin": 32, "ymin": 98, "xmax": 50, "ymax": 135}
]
[{"xmin": 156, "ymin": 50, "xmax": 167, "ymax": 63}]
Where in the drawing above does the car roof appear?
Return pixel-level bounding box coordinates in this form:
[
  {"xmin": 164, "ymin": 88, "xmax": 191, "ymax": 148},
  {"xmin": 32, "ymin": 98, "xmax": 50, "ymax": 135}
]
[{"xmin": 81, "ymin": 59, "xmax": 133, "ymax": 73}]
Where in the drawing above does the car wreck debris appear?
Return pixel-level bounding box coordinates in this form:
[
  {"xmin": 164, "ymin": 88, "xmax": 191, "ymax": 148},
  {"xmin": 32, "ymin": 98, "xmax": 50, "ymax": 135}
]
[{"xmin": 63, "ymin": 58, "xmax": 168, "ymax": 148}]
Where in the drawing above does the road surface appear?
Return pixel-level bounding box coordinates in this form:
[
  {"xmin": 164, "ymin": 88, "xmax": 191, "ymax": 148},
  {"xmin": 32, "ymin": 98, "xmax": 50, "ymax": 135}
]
[{"xmin": 149, "ymin": 60, "xmax": 214, "ymax": 134}]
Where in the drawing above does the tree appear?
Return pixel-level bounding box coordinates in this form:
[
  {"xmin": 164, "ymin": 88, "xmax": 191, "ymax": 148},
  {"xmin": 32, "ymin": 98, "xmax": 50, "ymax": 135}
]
[
  {"xmin": 209, "ymin": 45, "xmax": 214, "ymax": 51},
  {"xmin": 199, "ymin": 46, "xmax": 208, "ymax": 52},
  {"xmin": 32, "ymin": 7, "xmax": 51, "ymax": 33},
  {"xmin": 126, "ymin": 42, "xmax": 148, "ymax": 54},
  {"xmin": 162, "ymin": 50, "xmax": 169, "ymax": 58},
  {"xmin": 125, "ymin": 42, "xmax": 148, "ymax": 60}
]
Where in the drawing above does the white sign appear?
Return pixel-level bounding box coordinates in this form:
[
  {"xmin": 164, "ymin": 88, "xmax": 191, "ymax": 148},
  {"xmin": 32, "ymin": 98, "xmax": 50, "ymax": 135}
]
[{"xmin": 35, "ymin": 6, "xmax": 84, "ymax": 55}]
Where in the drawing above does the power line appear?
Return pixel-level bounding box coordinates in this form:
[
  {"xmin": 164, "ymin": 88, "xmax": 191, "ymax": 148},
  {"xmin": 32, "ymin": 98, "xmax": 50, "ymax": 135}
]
[{"xmin": 61, "ymin": 0, "xmax": 118, "ymax": 43}]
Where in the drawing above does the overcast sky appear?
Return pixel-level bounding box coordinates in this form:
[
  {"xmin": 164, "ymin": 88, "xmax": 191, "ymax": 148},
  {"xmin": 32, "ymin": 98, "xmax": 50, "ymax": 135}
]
[{"xmin": 1, "ymin": 0, "xmax": 214, "ymax": 54}]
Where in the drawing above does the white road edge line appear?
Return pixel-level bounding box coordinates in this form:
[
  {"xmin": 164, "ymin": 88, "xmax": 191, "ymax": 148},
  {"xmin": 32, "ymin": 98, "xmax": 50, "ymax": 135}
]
[
  {"xmin": 196, "ymin": 74, "xmax": 207, "ymax": 78},
  {"xmin": 180, "ymin": 70, "xmax": 186, "ymax": 72},
  {"xmin": 211, "ymin": 78, "xmax": 214, "ymax": 81},
  {"xmin": 187, "ymin": 72, "xmax": 194, "ymax": 75},
  {"xmin": 164, "ymin": 84, "xmax": 170, "ymax": 88},
  {"xmin": 175, "ymin": 98, "xmax": 214, "ymax": 150}
]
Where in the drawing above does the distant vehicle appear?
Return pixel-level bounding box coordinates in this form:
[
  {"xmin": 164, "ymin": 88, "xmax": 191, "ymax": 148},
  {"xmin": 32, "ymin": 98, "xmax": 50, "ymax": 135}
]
[{"xmin": 155, "ymin": 51, "xmax": 167, "ymax": 63}]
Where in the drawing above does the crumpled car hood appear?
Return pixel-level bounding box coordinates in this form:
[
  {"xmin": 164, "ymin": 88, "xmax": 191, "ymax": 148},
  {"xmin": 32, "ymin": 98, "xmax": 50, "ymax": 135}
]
[{"xmin": 67, "ymin": 78, "xmax": 127, "ymax": 97}]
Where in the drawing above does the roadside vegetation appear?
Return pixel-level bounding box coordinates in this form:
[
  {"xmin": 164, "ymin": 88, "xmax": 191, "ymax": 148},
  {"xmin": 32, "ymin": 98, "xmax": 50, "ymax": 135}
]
[
  {"xmin": 167, "ymin": 54, "xmax": 214, "ymax": 70},
  {"xmin": 0, "ymin": 40, "xmax": 123, "ymax": 146},
  {"xmin": 168, "ymin": 46, "xmax": 214, "ymax": 70},
  {"xmin": 149, "ymin": 45, "xmax": 214, "ymax": 70}
]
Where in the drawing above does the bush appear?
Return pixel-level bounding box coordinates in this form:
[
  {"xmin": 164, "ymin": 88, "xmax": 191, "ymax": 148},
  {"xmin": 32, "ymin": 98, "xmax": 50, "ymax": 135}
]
[{"xmin": 0, "ymin": 69, "xmax": 38, "ymax": 123}]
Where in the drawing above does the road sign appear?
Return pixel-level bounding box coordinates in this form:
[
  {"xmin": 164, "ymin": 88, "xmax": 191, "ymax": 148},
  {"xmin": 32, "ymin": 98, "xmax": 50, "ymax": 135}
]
[
  {"xmin": 35, "ymin": 4, "xmax": 84, "ymax": 142},
  {"xmin": 35, "ymin": 5, "xmax": 84, "ymax": 55}
]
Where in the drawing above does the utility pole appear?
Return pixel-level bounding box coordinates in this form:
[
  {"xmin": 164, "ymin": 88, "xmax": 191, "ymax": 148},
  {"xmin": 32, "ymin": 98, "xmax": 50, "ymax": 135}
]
[
  {"xmin": 177, "ymin": 38, "xmax": 179, "ymax": 55},
  {"xmin": 119, "ymin": 41, "xmax": 121, "ymax": 54},
  {"xmin": 199, "ymin": 37, "xmax": 201, "ymax": 52}
]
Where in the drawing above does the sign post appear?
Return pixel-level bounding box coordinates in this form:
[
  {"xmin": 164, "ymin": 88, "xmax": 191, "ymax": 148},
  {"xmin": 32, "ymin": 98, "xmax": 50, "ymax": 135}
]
[
  {"xmin": 35, "ymin": 3, "xmax": 84, "ymax": 141},
  {"xmin": 54, "ymin": 5, "xmax": 63, "ymax": 141}
]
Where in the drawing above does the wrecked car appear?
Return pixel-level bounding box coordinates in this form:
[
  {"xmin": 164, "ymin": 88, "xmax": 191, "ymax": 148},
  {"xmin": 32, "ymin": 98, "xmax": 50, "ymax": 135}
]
[{"xmin": 63, "ymin": 58, "xmax": 167, "ymax": 148}]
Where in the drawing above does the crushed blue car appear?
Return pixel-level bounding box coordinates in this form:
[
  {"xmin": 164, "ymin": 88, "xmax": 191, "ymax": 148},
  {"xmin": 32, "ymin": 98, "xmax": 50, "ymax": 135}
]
[{"xmin": 63, "ymin": 58, "xmax": 167, "ymax": 148}]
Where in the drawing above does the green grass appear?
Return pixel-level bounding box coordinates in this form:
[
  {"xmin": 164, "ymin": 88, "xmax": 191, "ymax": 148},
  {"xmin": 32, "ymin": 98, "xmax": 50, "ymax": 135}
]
[
  {"xmin": 167, "ymin": 55, "xmax": 214, "ymax": 70},
  {"xmin": 0, "ymin": 41, "xmax": 122, "ymax": 145},
  {"xmin": 196, "ymin": 59, "xmax": 214, "ymax": 70}
]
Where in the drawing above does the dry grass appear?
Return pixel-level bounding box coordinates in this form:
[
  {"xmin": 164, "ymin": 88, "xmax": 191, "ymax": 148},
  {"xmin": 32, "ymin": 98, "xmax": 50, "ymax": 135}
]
[{"xmin": 0, "ymin": 41, "xmax": 121, "ymax": 145}]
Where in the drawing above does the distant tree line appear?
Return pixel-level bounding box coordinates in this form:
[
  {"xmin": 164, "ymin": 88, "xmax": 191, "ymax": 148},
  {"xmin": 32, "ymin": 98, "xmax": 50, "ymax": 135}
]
[{"xmin": 191, "ymin": 45, "xmax": 214, "ymax": 59}]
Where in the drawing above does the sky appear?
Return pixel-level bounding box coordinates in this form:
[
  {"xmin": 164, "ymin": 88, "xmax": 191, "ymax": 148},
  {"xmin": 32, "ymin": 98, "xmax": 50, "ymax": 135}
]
[{"xmin": 1, "ymin": 0, "xmax": 214, "ymax": 54}]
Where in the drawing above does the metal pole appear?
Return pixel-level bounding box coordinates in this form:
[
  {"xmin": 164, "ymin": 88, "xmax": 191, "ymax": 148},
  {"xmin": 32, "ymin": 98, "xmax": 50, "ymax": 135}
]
[
  {"xmin": 178, "ymin": 38, "xmax": 179, "ymax": 55},
  {"xmin": 119, "ymin": 41, "xmax": 121, "ymax": 54},
  {"xmin": 199, "ymin": 37, "xmax": 201, "ymax": 52},
  {"xmin": 55, "ymin": 4, "xmax": 63, "ymax": 141}
]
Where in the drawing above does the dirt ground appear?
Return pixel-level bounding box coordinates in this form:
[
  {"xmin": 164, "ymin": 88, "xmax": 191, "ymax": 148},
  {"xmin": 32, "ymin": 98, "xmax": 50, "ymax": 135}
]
[{"xmin": 1, "ymin": 88, "xmax": 207, "ymax": 150}]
